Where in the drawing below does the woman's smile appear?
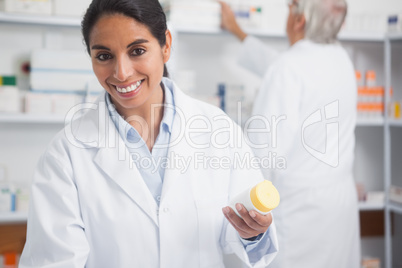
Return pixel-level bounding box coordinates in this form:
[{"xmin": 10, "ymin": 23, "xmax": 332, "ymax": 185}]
[{"xmin": 112, "ymin": 79, "xmax": 145, "ymax": 98}]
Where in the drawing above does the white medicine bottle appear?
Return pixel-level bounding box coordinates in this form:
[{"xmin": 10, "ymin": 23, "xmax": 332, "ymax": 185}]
[{"xmin": 229, "ymin": 180, "xmax": 280, "ymax": 217}]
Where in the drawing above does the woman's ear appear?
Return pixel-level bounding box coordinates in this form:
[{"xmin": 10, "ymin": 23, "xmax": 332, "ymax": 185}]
[
  {"xmin": 294, "ymin": 14, "xmax": 306, "ymax": 32},
  {"xmin": 163, "ymin": 30, "xmax": 172, "ymax": 63}
]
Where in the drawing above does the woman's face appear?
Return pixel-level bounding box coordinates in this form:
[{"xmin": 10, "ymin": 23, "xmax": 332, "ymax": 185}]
[{"xmin": 89, "ymin": 13, "xmax": 171, "ymax": 116}]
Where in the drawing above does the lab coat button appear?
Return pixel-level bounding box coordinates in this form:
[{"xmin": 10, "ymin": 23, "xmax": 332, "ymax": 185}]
[
  {"xmin": 163, "ymin": 208, "xmax": 169, "ymax": 213},
  {"xmin": 157, "ymin": 196, "xmax": 161, "ymax": 201}
]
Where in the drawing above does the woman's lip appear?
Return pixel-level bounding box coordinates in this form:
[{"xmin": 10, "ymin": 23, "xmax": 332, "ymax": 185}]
[
  {"xmin": 114, "ymin": 80, "xmax": 143, "ymax": 98},
  {"xmin": 113, "ymin": 79, "xmax": 143, "ymax": 89}
]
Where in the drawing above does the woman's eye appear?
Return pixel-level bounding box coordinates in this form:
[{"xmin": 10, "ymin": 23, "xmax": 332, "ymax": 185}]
[
  {"xmin": 96, "ymin": 53, "xmax": 112, "ymax": 61},
  {"xmin": 132, "ymin": 48, "xmax": 145, "ymax": 56}
]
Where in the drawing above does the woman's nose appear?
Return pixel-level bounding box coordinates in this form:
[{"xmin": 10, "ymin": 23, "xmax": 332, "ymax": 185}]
[{"xmin": 113, "ymin": 56, "xmax": 133, "ymax": 82}]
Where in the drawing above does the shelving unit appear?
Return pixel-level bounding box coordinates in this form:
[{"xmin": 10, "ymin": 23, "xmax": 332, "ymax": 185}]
[
  {"xmin": 0, "ymin": 114, "xmax": 66, "ymax": 124},
  {"xmin": 0, "ymin": 12, "xmax": 389, "ymax": 42},
  {"xmin": 0, "ymin": 203, "xmax": 387, "ymax": 224},
  {"xmin": 0, "ymin": 11, "xmax": 80, "ymax": 27},
  {"xmin": 172, "ymin": 24, "xmax": 286, "ymax": 38},
  {"xmin": 383, "ymin": 33, "xmax": 402, "ymax": 268},
  {"xmin": 1, "ymin": 204, "xmax": 387, "ymax": 224},
  {"xmin": 389, "ymin": 119, "xmax": 402, "ymax": 127},
  {"xmin": 389, "ymin": 202, "xmax": 402, "ymax": 214},
  {"xmin": 359, "ymin": 201, "xmax": 385, "ymax": 211},
  {"xmin": 0, "ymin": 212, "xmax": 28, "ymax": 224},
  {"xmin": 356, "ymin": 117, "xmax": 385, "ymax": 127}
]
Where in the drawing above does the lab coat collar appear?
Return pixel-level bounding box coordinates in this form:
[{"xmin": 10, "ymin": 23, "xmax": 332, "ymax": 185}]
[
  {"xmin": 162, "ymin": 77, "xmax": 208, "ymax": 137},
  {"xmin": 71, "ymin": 78, "xmax": 205, "ymax": 148},
  {"xmin": 69, "ymin": 78, "xmax": 208, "ymax": 226}
]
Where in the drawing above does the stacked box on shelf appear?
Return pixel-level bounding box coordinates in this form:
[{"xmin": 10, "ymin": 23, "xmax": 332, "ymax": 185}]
[
  {"xmin": 53, "ymin": 0, "xmax": 91, "ymax": 17},
  {"xmin": 28, "ymin": 49, "xmax": 103, "ymax": 115},
  {"xmin": 0, "ymin": 75, "xmax": 20, "ymax": 113},
  {"xmin": 356, "ymin": 70, "xmax": 391, "ymax": 119},
  {"xmin": 0, "ymin": 0, "xmax": 52, "ymax": 15},
  {"xmin": 168, "ymin": 1, "xmax": 221, "ymax": 29},
  {"xmin": 357, "ymin": 86, "xmax": 386, "ymax": 118}
]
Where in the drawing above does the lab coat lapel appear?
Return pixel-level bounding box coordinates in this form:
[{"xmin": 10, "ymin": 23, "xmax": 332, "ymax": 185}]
[
  {"xmin": 93, "ymin": 142, "xmax": 159, "ymax": 227},
  {"xmin": 82, "ymin": 95, "xmax": 159, "ymax": 226},
  {"xmin": 161, "ymin": 81, "xmax": 207, "ymax": 201},
  {"xmin": 161, "ymin": 111, "xmax": 186, "ymax": 200}
]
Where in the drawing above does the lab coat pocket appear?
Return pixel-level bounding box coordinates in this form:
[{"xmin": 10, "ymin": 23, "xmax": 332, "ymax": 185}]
[{"xmin": 195, "ymin": 195, "xmax": 228, "ymax": 268}]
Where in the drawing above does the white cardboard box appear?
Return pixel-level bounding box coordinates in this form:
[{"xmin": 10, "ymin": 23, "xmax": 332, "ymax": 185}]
[
  {"xmin": 0, "ymin": 86, "xmax": 21, "ymax": 113},
  {"xmin": 0, "ymin": 0, "xmax": 52, "ymax": 15},
  {"xmin": 30, "ymin": 49, "xmax": 101, "ymax": 93},
  {"xmin": 390, "ymin": 185, "xmax": 402, "ymax": 204},
  {"xmin": 25, "ymin": 92, "xmax": 52, "ymax": 114},
  {"xmin": 53, "ymin": 0, "xmax": 91, "ymax": 17},
  {"xmin": 52, "ymin": 94, "xmax": 82, "ymax": 115}
]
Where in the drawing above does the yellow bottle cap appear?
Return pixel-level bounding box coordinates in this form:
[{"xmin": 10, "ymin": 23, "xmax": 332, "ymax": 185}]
[{"xmin": 250, "ymin": 180, "xmax": 280, "ymax": 213}]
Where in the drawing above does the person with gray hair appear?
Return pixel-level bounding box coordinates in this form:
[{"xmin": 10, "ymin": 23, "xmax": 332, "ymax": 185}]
[
  {"xmin": 298, "ymin": 0, "xmax": 347, "ymax": 43},
  {"xmin": 220, "ymin": 0, "xmax": 360, "ymax": 267}
]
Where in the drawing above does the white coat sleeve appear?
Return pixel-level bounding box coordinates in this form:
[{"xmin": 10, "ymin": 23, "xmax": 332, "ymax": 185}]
[
  {"xmin": 219, "ymin": 124, "xmax": 279, "ymax": 268},
  {"xmin": 237, "ymin": 36, "xmax": 280, "ymax": 78},
  {"xmin": 246, "ymin": 57, "xmax": 302, "ymax": 180},
  {"xmin": 19, "ymin": 143, "xmax": 90, "ymax": 268}
]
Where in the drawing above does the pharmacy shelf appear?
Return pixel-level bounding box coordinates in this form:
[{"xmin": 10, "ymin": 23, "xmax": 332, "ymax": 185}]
[
  {"xmin": 0, "ymin": 212, "xmax": 27, "ymax": 224},
  {"xmin": 173, "ymin": 25, "xmax": 286, "ymax": 38},
  {"xmin": 359, "ymin": 201, "xmax": 385, "ymax": 211},
  {"xmin": 0, "ymin": 114, "xmax": 66, "ymax": 124},
  {"xmin": 0, "ymin": 12, "xmax": 80, "ymax": 27},
  {"xmin": 387, "ymin": 32, "xmax": 402, "ymax": 41},
  {"xmin": 0, "ymin": 13, "xmax": 390, "ymax": 42},
  {"xmin": 356, "ymin": 117, "xmax": 384, "ymax": 126},
  {"xmin": 389, "ymin": 119, "xmax": 402, "ymax": 127},
  {"xmin": 338, "ymin": 31, "xmax": 386, "ymax": 42},
  {"xmin": 389, "ymin": 202, "xmax": 402, "ymax": 214},
  {"xmin": 173, "ymin": 25, "xmax": 386, "ymax": 41}
]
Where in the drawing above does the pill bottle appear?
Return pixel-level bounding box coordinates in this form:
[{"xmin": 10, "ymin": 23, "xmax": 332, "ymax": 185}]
[
  {"xmin": 4, "ymin": 252, "xmax": 17, "ymax": 268},
  {"xmin": 394, "ymin": 101, "xmax": 401, "ymax": 119},
  {"xmin": 365, "ymin": 70, "xmax": 376, "ymax": 88},
  {"xmin": 229, "ymin": 180, "xmax": 280, "ymax": 217},
  {"xmin": 355, "ymin": 70, "xmax": 363, "ymax": 87}
]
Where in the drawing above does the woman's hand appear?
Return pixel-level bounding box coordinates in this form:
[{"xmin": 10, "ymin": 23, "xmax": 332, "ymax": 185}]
[
  {"xmin": 222, "ymin": 203, "xmax": 272, "ymax": 239},
  {"xmin": 219, "ymin": 1, "xmax": 248, "ymax": 41}
]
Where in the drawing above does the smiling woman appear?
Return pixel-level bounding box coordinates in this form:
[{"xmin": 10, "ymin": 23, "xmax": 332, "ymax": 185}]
[
  {"xmin": 81, "ymin": 0, "xmax": 172, "ymax": 148},
  {"xmin": 18, "ymin": 0, "xmax": 280, "ymax": 267},
  {"xmin": 88, "ymin": 14, "xmax": 171, "ymax": 126}
]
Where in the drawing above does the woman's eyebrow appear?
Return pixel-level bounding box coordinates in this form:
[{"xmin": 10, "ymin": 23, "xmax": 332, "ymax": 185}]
[
  {"xmin": 91, "ymin": 39, "xmax": 149, "ymax": 51},
  {"xmin": 127, "ymin": 39, "xmax": 149, "ymax": 48},
  {"xmin": 91, "ymin": 44, "xmax": 110, "ymax": 50}
]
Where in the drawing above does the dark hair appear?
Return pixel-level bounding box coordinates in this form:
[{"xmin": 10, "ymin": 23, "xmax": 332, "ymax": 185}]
[{"xmin": 82, "ymin": 0, "xmax": 169, "ymax": 77}]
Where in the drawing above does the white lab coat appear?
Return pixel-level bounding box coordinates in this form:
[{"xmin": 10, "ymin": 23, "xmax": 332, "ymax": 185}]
[
  {"xmin": 20, "ymin": 78, "xmax": 278, "ymax": 268},
  {"xmin": 241, "ymin": 37, "xmax": 360, "ymax": 268}
]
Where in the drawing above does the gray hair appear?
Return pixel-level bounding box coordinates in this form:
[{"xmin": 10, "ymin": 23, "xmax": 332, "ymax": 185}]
[{"xmin": 292, "ymin": 0, "xmax": 347, "ymax": 44}]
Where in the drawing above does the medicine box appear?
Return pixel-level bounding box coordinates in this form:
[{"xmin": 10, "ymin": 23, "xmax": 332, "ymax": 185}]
[
  {"xmin": 0, "ymin": 86, "xmax": 21, "ymax": 113},
  {"xmin": 361, "ymin": 257, "xmax": 380, "ymax": 268},
  {"xmin": 0, "ymin": 0, "xmax": 52, "ymax": 15},
  {"xmin": 30, "ymin": 49, "xmax": 99, "ymax": 93},
  {"xmin": 390, "ymin": 185, "xmax": 402, "ymax": 204},
  {"xmin": 53, "ymin": 0, "xmax": 91, "ymax": 17},
  {"xmin": 169, "ymin": 1, "xmax": 221, "ymax": 29},
  {"xmin": 25, "ymin": 92, "xmax": 52, "ymax": 114}
]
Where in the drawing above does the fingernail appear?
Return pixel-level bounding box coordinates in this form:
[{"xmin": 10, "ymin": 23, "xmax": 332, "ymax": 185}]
[
  {"xmin": 250, "ymin": 211, "xmax": 256, "ymax": 218},
  {"xmin": 222, "ymin": 207, "xmax": 229, "ymax": 214},
  {"xmin": 236, "ymin": 203, "xmax": 242, "ymax": 211}
]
